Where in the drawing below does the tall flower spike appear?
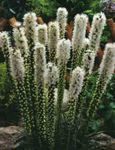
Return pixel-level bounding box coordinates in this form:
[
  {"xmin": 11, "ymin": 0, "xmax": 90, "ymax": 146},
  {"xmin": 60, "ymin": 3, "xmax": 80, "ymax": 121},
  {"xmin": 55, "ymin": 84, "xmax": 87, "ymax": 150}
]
[
  {"xmin": 87, "ymin": 43, "xmax": 115, "ymax": 119},
  {"xmin": 11, "ymin": 49, "xmax": 25, "ymax": 81},
  {"xmin": 89, "ymin": 12, "xmax": 106, "ymax": 52},
  {"xmin": 98, "ymin": 43, "xmax": 115, "ymax": 92},
  {"xmin": 10, "ymin": 49, "xmax": 31, "ymax": 134},
  {"xmin": 13, "ymin": 27, "xmax": 29, "ymax": 58},
  {"xmin": 44, "ymin": 62, "xmax": 58, "ymax": 86},
  {"xmin": 72, "ymin": 14, "xmax": 88, "ymax": 68},
  {"xmin": 55, "ymin": 39, "xmax": 71, "ymax": 148},
  {"xmin": 0, "ymin": 32, "xmax": 12, "ymax": 76},
  {"xmin": 82, "ymin": 49, "xmax": 95, "ymax": 76},
  {"xmin": 74, "ymin": 50, "xmax": 95, "ymax": 123},
  {"xmin": 57, "ymin": 7, "xmax": 68, "ymax": 39},
  {"xmin": 37, "ymin": 24, "xmax": 48, "ymax": 46},
  {"xmin": 67, "ymin": 67, "xmax": 85, "ymax": 127},
  {"xmin": 13, "ymin": 28, "xmax": 20, "ymax": 48},
  {"xmin": 0, "ymin": 32, "xmax": 11, "ymax": 49},
  {"xmin": 48, "ymin": 21, "xmax": 60, "ymax": 62},
  {"xmin": 44, "ymin": 62, "xmax": 58, "ymax": 149},
  {"xmin": 66, "ymin": 67, "xmax": 84, "ymax": 150},
  {"xmin": 78, "ymin": 38, "xmax": 90, "ymax": 67},
  {"xmin": 23, "ymin": 12, "xmax": 38, "ymax": 48},
  {"xmin": 34, "ymin": 43, "xmax": 46, "ymax": 140},
  {"xmin": 24, "ymin": 13, "xmax": 38, "ymax": 137},
  {"xmin": 35, "ymin": 43, "xmax": 46, "ymax": 82},
  {"xmin": 56, "ymin": 39, "xmax": 71, "ymax": 66},
  {"xmin": 14, "ymin": 27, "xmax": 35, "ymax": 134}
]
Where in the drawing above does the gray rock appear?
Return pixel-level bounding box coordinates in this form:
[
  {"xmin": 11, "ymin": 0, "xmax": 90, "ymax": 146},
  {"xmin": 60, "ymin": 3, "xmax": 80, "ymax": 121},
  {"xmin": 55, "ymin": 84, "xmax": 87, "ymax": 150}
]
[
  {"xmin": 90, "ymin": 133, "xmax": 115, "ymax": 150},
  {"xmin": 0, "ymin": 126, "xmax": 23, "ymax": 150}
]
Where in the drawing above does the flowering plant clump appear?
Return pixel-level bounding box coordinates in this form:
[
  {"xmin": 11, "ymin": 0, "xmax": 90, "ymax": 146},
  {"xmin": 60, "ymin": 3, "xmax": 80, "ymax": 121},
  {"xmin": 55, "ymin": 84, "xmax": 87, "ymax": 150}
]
[{"xmin": 0, "ymin": 7, "xmax": 115, "ymax": 150}]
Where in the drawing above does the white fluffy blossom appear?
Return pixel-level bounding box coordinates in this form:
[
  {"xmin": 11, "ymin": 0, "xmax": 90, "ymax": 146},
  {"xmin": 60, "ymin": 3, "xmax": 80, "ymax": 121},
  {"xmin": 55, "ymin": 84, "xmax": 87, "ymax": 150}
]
[
  {"xmin": 13, "ymin": 27, "xmax": 28, "ymax": 56},
  {"xmin": 23, "ymin": 12, "xmax": 38, "ymax": 45},
  {"xmin": 71, "ymin": 14, "xmax": 88, "ymax": 68},
  {"xmin": 69, "ymin": 67, "xmax": 85, "ymax": 102},
  {"xmin": 57, "ymin": 7, "xmax": 68, "ymax": 38},
  {"xmin": 67, "ymin": 67, "xmax": 85, "ymax": 124},
  {"xmin": 0, "ymin": 32, "xmax": 12, "ymax": 62},
  {"xmin": 56, "ymin": 39, "xmax": 71, "ymax": 65},
  {"xmin": 48, "ymin": 21, "xmax": 60, "ymax": 61},
  {"xmin": 11, "ymin": 49, "xmax": 25, "ymax": 80},
  {"xmin": 72, "ymin": 14, "xmax": 88, "ymax": 51},
  {"xmin": 99, "ymin": 43, "xmax": 115, "ymax": 92},
  {"xmin": 83, "ymin": 38, "xmax": 90, "ymax": 50},
  {"xmin": 82, "ymin": 49, "xmax": 95, "ymax": 75},
  {"xmin": 37, "ymin": 24, "xmax": 48, "ymax": 46},
  {"xmin": 0, "ymin": 32, "xmax": 10, "ymax": 49},
  {"xmin": 0, "ymin": 38, "xmax": 3, "ymax": 48},
  {"xmin": 89, "ymin": 12, "xmax": 106, "ymax": 52},
  {"xmin": 34, "ymin": 43, "xmax": 46, "ymax": 82},
  {"xmin": 13, "ymin": 28, "xmax": 20, "ymax": 48},
  {"xmin": 44, "ymin": 62, "xmax": 58, "ymax": 86}
]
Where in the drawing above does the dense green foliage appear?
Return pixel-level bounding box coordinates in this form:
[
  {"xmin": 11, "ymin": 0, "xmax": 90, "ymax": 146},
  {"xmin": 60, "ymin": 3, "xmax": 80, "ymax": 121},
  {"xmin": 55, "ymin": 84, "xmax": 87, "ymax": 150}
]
[
  {"xmin": 0, "ymin": 63, "xmax": 19, "ymax": 126},
  {"xmin": 83, "ymin": 73, "xmax": 115, "ymax": 136},
  {"xmin": 26, "ymin": 0, "xmax": 101, "ymax": 21}
]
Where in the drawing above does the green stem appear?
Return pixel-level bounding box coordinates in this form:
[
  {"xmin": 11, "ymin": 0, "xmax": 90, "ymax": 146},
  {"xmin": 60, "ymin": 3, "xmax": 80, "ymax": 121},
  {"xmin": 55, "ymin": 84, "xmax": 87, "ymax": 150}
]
[
  {"xmin": 37, "ymin": 81, "xmax": 46, "ymax": 144},
  {"xmin": 47, "ymin": 84, "xmax": 55, "ymax": 149},
  {"xmin": 55, "ymin": 65, "xmax": 65, "ymax": 149},
  {"xmin": 16, "ymin": 80, "xmax": 31, "ymax": 134}
]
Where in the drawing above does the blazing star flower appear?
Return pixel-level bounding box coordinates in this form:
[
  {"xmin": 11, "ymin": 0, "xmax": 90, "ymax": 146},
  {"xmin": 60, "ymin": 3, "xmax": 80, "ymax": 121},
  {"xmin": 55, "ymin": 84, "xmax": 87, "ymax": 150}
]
[
  {"xmin": 57, "ymin": 7, "xmax": 68, "ymax": 38},
  {"xmin": 37, "ymin": 24, "xmax": 48, "ymax": 46},
  {"xmin": 48, "ymin": 21, "xmax": 60, "ymax": 62},
  {"xmin": 89, "ymin": 12, "xmax": 106, "ymax": 52},
  {"xmin": 56, "ymin": 39, "xmax": 71, "ymax": 65},
  {"xmin": 11, "ymin": 49, "xmax": 25, "ymax": 80}
]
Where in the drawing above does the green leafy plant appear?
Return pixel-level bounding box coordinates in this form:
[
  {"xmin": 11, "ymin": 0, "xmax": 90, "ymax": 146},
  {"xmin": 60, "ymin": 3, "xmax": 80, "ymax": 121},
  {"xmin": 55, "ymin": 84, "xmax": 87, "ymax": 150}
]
[{"xmin": 1, "ymin": 7, "xmax": 115, "ymax": 150}]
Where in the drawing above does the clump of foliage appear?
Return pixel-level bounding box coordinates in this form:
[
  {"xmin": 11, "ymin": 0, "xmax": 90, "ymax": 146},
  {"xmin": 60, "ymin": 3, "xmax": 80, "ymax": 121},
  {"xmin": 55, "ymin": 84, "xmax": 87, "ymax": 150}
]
[
  {"xmin": 0, "ymin": 7, "xmax": 115, "ymax": 150},
  {"xmin": 26, "ymin": 0, "xmax": 59, "ymax": 21},
  {"xmin": 26, "ymin": 0, "xmax": 102, "ymax": 21},
  {"xmin": 98, "ymin": 74, "xmax": 115, "ymax": 136},
  {"xmin": 0, "ymin": 63, "xmax": 19, "ymax": 126}
]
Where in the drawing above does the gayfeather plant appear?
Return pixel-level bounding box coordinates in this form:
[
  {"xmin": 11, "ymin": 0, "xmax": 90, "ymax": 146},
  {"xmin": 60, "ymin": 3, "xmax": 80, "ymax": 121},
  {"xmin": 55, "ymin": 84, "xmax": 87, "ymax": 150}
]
[
  {"xmin": 72, "ymin": 14, "xmax": 88, "ymax": 68},
  {"xmin": 87, "ymin": 43, "xmax": 115, "ymax": 119},
  {"xmin": 13, "ymin": 27, "xmax": 28, "ymax": 58},
  {"xmin": 45, "ymin": 62, "xmax": 58, "ymax": 149},
  {"xmin": 82, "ymin": 49, "xmax": 95, "ymax": 76},
  {"xmin": 10, "ymin": 49, "xmax": 31, "ymax": 134},
  {"xmin": 55, "ymin": 39, "xmax": 71, "ymax": 148},
  {"xmin": 37, "ymin": 24, "xmax": 48, "ymax": 46},
  {"xmin": 1, "ymin": 7, "xmax": 114, "ymax": 150},
  {"xmin": 34, "ymin": 43, "xmax": 46, "ymax": 142},
  {"xmin": 0, "ymin": 32, "xmax": 11, "ymax": 77},
  {"xmin": 66, "ymin": 67, "xmax": 84, "ymax": 150},
  {"xmin": 23, "ymin": 12, "xmax": 38, "ymax": 136},
  {"xmin": 57, "ymin": 7, "xmax": 68, "ymax": 39},
  {"xmin": 23, "ymin": 12, "xmax": 38, "ymax": 48},
  {"xmin": 89, "ymin": 12, "xmax": 106, "ymax": 53},
  {"xmin": 48, "ymin": 22, "xmax": 60, "ymax": 62},
  {"xmin": 67, "ymin": 67, "xmax": 85, "ymax": 127}
]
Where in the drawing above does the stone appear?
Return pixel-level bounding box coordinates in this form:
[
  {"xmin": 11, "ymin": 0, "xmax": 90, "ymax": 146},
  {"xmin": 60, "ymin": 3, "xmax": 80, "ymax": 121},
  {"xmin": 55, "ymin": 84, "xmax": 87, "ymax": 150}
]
[
  {"xmin": 0, "ymin": 126, "xmax": 23, "ymax": 150},
  {"xmin": 90, "ymin": 132, "xmax": 115, "ymax": 150}
]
